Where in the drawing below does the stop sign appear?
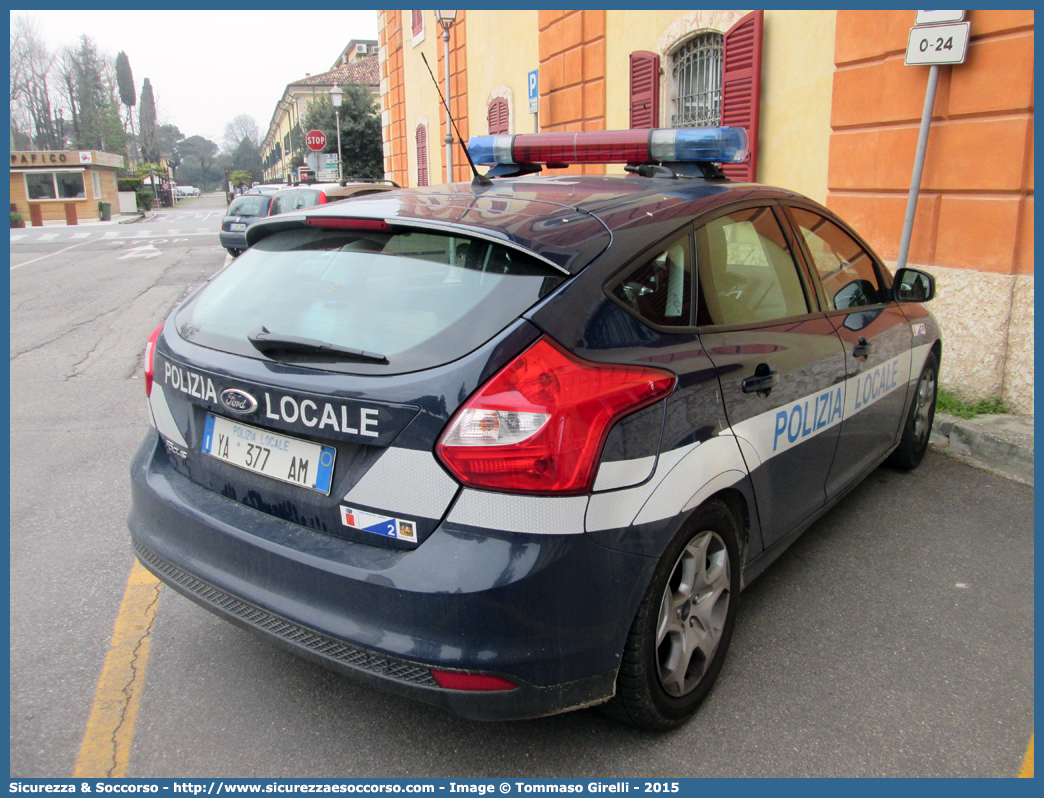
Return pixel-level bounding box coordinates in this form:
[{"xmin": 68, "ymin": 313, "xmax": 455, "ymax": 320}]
[{"xmin": 305, "ymin": 129, "xmax": 327, "ymax": 151}]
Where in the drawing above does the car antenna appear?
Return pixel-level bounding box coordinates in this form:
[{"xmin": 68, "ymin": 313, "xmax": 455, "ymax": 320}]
[{"xmin": 420, "ymin": 52, "xmax": 493, "ymax": 188}]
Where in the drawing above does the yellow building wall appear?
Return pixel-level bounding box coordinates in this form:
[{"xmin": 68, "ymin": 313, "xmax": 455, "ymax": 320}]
[
  {"xmin": 465, "ymin": 10, "xmax": 541, "ymax": 137},
  {"xmin": 604, "ymin": 9, "xmax": 836, "ymax": 202}
]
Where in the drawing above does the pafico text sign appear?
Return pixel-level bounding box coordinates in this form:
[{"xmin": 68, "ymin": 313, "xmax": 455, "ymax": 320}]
[{"xmin": 305, "ymin": 130, "xmax": 327, "ymax": 151}]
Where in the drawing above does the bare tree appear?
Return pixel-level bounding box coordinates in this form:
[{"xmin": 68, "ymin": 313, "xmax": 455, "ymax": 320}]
[
  {"xmin": 9, "ymin": 14, "xmax": 60, "ymax": 149},
  {"xmin": 222, "ymin": 114, "xmax": 260, "ymax": 152}
]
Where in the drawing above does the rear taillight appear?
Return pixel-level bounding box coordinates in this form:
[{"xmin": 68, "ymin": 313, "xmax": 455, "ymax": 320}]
[
  {"xmin": 436, "ymin": 337, "xmax": 675, "ymax": 495},
  {"xmin": 144, "ymin": 323, "xmax": 163, "ymax": 397}
]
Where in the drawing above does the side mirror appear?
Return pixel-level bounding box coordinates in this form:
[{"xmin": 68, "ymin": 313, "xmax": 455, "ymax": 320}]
[{"xmin": 894, "ymin": 268, "xmax": 935, "ymax": 302}]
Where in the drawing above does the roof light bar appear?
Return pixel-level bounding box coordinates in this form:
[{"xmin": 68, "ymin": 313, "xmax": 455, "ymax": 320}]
[{"xmin": 467, "ymin": 127, "xmax": 749, "ymax": 166}]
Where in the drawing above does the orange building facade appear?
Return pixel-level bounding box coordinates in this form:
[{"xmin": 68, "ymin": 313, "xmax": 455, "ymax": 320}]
[{"xmin": 378, "ymin": 10, "xmax": 1033, "ymax": 413}]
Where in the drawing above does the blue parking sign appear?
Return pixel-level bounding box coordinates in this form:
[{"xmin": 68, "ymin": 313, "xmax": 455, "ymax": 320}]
[{"xmin": 528, "ymin": 69, "xmax": 538, "ymax": 114}]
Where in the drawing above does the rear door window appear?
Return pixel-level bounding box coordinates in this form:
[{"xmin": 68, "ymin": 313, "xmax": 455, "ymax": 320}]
[
  {"xmin": 175, "ymin": 227, "xmax": 565, "ymax": 374},
  {"xmin": 611, "ymin": 230, "xmax": 693, "ymax": 327},
  {"xmin": 695, "ymin": 206, "xmax": 809, "ymax": 326}
]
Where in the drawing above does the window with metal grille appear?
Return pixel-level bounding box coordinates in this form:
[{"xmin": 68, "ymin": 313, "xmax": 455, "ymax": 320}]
[
  {"xmin": 416, "ymin": 124, "xmax": 429, "ymax": 186},
  {"xmin": 487, "ymin": 98, "xmax": 509, "ymax": 135},
  {"xmin": 670, "ymin": 32, "xmax": 723, "ymax": 128}
]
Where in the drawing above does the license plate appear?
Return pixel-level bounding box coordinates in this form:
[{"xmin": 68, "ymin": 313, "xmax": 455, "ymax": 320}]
[
  {"xmin": 202, "ymin": 414, "xmax": 335, "ymax": 494},
  {"xmin": 230, "ymin": 223, "xmax": 246, "ymax": 231}
]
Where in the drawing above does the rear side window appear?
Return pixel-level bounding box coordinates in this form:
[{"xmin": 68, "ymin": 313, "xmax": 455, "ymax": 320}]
[
  {"xmin": 175, "ymin": 227, "xmax": 565, "ymax": 374},
  {"xmin": 789, "ymin": 208, "xmax": 886, "ymax": 310},
  {"xmin": 270, "ymin": 189, "xmax": 322, "ymax": 215},
  {"xmin": 611, "ymin": 230, "xmax": 692, "ymax": 327},
  {"xmin": 695, "ymin": 206, "xmax": 808, "ymax": 326},
  {"xmin": 227, "ymin": 196, "xmax": 269, "ymax": 217}
]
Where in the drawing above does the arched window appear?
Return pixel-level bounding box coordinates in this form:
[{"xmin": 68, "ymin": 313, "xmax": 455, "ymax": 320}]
[
  {"xmin": 416, "ymin": 124, "xmax": 429, "ymax": 186},
  {"xmin": 487, "ymin": 97, "xmax": 509, "ymax": 135},
  {"xmin": 670, "ymin": 31, "xmax": 724, "ymax": 128}
]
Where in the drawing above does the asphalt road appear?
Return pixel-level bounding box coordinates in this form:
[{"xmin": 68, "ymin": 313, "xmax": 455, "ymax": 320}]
[{"xmin": 9, "ymin": 198, "xmax": 1034, "ymax": 777}]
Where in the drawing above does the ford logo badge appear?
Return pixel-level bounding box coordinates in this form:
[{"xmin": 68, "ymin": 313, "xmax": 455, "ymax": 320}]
[{"xmin": 220, "ymin": 389, "xmax": 257, "ymax": 415}]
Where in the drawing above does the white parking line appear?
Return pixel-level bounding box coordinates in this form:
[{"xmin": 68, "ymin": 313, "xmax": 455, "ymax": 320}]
[{"xmin": 11, "ymin": 240, "xmax": 90, "ymax": 270}]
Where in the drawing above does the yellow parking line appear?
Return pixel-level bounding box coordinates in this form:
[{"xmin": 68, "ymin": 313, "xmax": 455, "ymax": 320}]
[
  {"xmin": 1019, "ymin": 734, "xmax": 1034, "ymax": 778},
  {"xmin": 73, "ymin": 559, "xmax": 161, "ymax": 778}
]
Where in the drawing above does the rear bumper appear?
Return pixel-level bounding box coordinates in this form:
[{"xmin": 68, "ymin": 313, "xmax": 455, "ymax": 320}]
[
  {"xmin": 218, "ymin": 231, "xmax": 248, "ymax": 248},
  {"xmin": 127, "ymin": 431, "xmax": 655, "ymax": 720}
]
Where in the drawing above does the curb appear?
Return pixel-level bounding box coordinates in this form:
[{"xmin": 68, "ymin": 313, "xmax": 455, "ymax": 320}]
[
  {"xmin": 930, "ymin": 412, "xmax": 1034, "ymax": 486},
  {"xmin": 119, "ymin": 211, "xmax": 153, "ymax": 224}
]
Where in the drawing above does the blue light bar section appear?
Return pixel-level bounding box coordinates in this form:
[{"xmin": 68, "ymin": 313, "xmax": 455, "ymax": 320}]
[
  {"xmin": 467, "ymin": 135, "xmax": 515, "ymax": 165},
  {"xmin": 650, "ymin": 128, "xmax": 749, "ymax": 164}
]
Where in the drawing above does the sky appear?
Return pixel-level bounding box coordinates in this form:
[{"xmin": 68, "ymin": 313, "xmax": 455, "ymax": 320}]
[{"xmin": 11, "ymin": 9, "xmax": 380, "ymax": 147}]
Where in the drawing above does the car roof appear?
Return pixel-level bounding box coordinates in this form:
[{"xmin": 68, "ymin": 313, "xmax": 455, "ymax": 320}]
[{"xmin": 247, "ymin": 175, "xmax": 811, "ymax": 275}]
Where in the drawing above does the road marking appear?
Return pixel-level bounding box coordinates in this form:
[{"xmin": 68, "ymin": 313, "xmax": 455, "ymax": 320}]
[
  {"xmin": 38, "ymin": 233, "xmax": 58, "ymax": 241},
  {"xmin": 10, "ymin": 234, "xmax": 26, "ymax": 241},
  {"xmin": 118, "ymin": 243, "xmax": 162, "ymax": 260},
  {"xmin": 103, "ymin": 232, "xmax": 122, "ymax": 238},
  {"xmin": 70, "ymin": 232, "xmax": 90, "ymax": 239},
  {"xmin": 73, "ymin": 559, "xmax": 161, "ymax": 778},
  {"xmin": 10, "ymin": 240, "xmax": 90, "ymax": 270},
  {"xmin": 1020, "ymin": 734, "xmax": 1034, "ymax": 777}
]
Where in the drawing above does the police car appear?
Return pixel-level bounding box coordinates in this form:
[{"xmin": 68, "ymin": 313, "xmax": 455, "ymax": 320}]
[{"xmin": 129, "ymin": 127, "xmax": 941, "ymax": 730}]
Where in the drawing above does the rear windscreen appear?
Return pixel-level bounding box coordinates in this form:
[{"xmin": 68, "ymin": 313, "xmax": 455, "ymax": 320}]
[
  {"xmin": 175, "ymin": 227, "xmax": 565, "ymax": 374},
  {"xmin": 227, "ymin": 196, "xmax": 269, "ymax": 217},
  {"xmin": 270, "ymin": 190, "xmax": 323, "ymax": 215}
]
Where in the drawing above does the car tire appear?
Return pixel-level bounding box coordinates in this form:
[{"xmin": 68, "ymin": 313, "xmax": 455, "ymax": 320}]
[
  {"xmin": 226, "ymin": 248, "xmax": 243, "ymax": 257},
  {"xmin": 886, "ymin": 350, "xmax": 938, "ymax": 470},
  {"xmin": 602, "ymin": 499, "xmax": 741, "ymax": 731}
]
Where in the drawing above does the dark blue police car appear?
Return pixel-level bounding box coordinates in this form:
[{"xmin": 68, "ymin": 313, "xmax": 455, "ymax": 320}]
[{"xmin": 129, "ymin": 127, "xmax": 941, "ymax": 730}]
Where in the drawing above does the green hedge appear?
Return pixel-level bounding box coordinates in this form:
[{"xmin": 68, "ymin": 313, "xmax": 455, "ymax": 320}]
[{"xmin": 118, "ymin": 177, "xmax": 144, "ymax": 192}]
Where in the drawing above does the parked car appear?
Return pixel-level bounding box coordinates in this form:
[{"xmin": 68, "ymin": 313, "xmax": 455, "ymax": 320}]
[
  {"xmin": 175, "ymin": 185, "xmax": 200, "ymax": 197},
  {"xmin": 218, "ymin": 194, "xmax": 273, "ymax": 256},
  {"xmin": 130, "ymin": 127, "xmax": 941, "ymax": 730},
  {"xmin": 268, "ymin": 180, "xmax": 399, "ymax": 215},
  {"xmin": 246, "ymin": 185, "xmax": 283, "ymax": 197}
]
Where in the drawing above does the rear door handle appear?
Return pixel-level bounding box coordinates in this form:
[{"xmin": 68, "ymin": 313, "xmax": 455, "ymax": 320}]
[
  {"xmin": 742, "ymin": 363, "xmax": 779, "ymax": 395},
  {"xmin": 852, "ymin": 337, "xmax": 875, "ymax": 359}
]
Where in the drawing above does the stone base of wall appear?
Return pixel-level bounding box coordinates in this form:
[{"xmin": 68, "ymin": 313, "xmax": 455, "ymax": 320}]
[{"xmin": 894, "ymin": 263, "xmax": 1034, "ymax": 416}]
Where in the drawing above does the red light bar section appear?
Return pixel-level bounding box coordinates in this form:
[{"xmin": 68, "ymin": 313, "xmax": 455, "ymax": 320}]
[
  {"xmin": 513, "ymin": 130, "xmax": 650, "ymax": 165},
  {"xmin": 430, "ymin": 669, "xmax": 517, "ymax": 691},
  {"xmin": 305, "ymin": 218, "xmax": 389, "ymax": 231}
]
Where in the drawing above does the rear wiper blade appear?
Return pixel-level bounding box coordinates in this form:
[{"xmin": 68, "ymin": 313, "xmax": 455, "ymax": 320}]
[{"xmin": 247, "ymin": 325, "xmax": 388, "ymax": 364}]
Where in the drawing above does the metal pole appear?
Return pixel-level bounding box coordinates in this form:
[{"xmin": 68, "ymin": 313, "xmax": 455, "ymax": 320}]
[
  {"xmin": 896, "ymin": 64, "xmax": 940, "ymax": 272},
  {"xmin": 443, "ymin": 26, "xmax": 454, "ymax": 183},
  {"xmin": 334, "ymin": 108, "xmax": 343, "ymax": 182}
]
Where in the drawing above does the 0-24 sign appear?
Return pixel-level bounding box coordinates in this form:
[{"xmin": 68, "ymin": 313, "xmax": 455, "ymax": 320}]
[{"xmin": 905, "ymin": 21, "xmax": 970, "ymax": 65}]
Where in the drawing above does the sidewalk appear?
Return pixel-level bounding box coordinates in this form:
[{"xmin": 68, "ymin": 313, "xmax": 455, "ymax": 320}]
[
  {"xmin": 931, "ymin": 412, "xmax": 1034, "ymax": 486},
  {"xmin": 23, "ymin": 211, "xmax": 153, "ymax": 228}
]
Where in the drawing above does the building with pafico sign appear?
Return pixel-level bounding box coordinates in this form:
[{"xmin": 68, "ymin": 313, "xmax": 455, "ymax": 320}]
[
  {"xmin": 378, "ymin": 9, "xmax": 1033, "ymax": 413},
  {"xmin": 10, "ymin": 149, "xmax": 124, "ymax": 224}
]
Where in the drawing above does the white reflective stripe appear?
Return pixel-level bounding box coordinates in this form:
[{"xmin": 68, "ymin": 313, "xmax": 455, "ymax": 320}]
[
  {"xmin": 149, "ymin": 385, "xmax": 187, "ymax": 447},
  {"xmin": 634, "ymin": 437, "xmax": 748, "ymax": 525},
  {"xmin": 681, "ymin": 470, "xmax": 746, "ymax": 513},
  {"xmin": 910, "ymin": 343, "xmax": 933, "ymax": 378},
  {"xmin": 592, "ymin": 455, "xmax": 656, "ymax": 492},
  {"xmin": 447, "ymin": 489, "xmax": 589, "ymax": 535},
  {"xmin": 729, "ymin": 349, "xmax": 915, "ymax": 469},
  {"xmin": 343, "ymin": 446, "xmax": 459, "ymax": 520},
  {"xmin": 585, "ymin": 444, "xmax": 696, "ymax": 532}
]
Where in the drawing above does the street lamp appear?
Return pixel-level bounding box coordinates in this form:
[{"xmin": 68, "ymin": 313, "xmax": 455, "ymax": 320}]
[
  {"xmin": 329, "ymin": 84, "xmax": 344, "ymax": 182},
  {"xmin": 435, "ymin": 10, "xmax": 457, "ymax": 183}
]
